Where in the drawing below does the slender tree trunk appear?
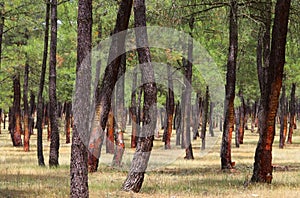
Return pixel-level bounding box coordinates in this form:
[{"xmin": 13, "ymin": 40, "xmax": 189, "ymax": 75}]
[
  {"xmin": 251, "ymin": 101, "xmax": 257, "ymax": 133},
  {"xmin": 287, "ymin": 83, "xmax": 296, "ymax": 144},
  {"xmin": 130, "ymin": 65, "xmax": 138, "ymax": 148},
  {"xmin": 106, "ymin": 107, "xmax": 115, "ymax": 154},
  {"xmin": 88, "ymin": 0, "xmax": 133, "ymax": 172},
  {"xmin": 238, "ymin": 91, "xmax": 245, "ymax": 144},
  {"xmin": 192, "ymin": 94, "xmax": 200, "ymax": 140},
  {"xmin": 49, "ymin": 0, "xmax": 59, "ymax": 167},
  {"xmin": 182, "ymin": 15, "xmax": 195, "ymax": 160},
  {"xmin": 11, "ymin": 74, "xmax": 22, "ymax": 146},
  {"xmin": 122, "ymin": 0, "xmax": 157, "ymax": 192},
  {"xmin": 175, "ymin": 101, "xmax": 181, "ymax": 146},
  {"xmin": 235, "ymin": 108, "xmax": 240, "ymax": 148},
  {"xmin": 279, "ymin": 85, "xmax": 287, "ymax": 148},
  {"xmin": 112, "ymin": 53, "xmax": 126, "ymax": 167},
  {"xmin": 23, "ymin": 61, "xmax": 30, "ymax": 152},
  {"xmin": 251, "ymin": 0, "xmax": 291, "ymax": 183},
  {"xmin": 221, "ymin": 0, "xmax": 238, "ymax": 169},
  {"xmin": 70, "ymin": 0, "xmax": 92, "ymax": 196},
  {"xmin": 164, "ymin": 64, "xmax": 175, "ymax": 149},
  {"xmin": 65, "ymin": 102, "xmax": 71, "ymax": 144},
  {"xmin": 209, "ymin": 102, "xmax": 214, "ymax": 137},
  {"xmin": 29, "ymin": 92, "xmax": 35, "ymax": 135},
  {"xmin": 0, "ymin": 2, "xmax": 4, "ymax": 68},
  {"xmin": 201, "ymin": 86, "xmax": 209, "ymax": 150}
]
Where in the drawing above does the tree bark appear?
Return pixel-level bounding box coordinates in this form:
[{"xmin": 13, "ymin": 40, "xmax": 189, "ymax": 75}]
[
  {"xmin": 201, "ymin": 86, "xmax": 209, "ymax": 150},
  {"xmin": 112, "ymin": 53, "xmax": 126, "ymax": 167},
  {"xmin": 164, "ymin": 63, "xmax": 175, "ymax": 149},
  {"xmin": 287, "ymin": 83, "xmax": 296, "ymax": 144},
  {"xmin": 122, "ymin": 0, "xmax": 157, "ymax": 192},
  {"xmin": 88, "ymin": 0, "xmax": 133, "ymax": 172},
  {"xmin": 70, "ymin": 0, "xmax": 92, "ymax": 197},
  {"xmin": 65, "ymin": 102, "xmax": 71, "ymax": 144},
  {"xmin": 23, "ymin": 61, "xmax": 30, "ymax": 152},
  {"xmin": 279, "ymin": 85, "xmax": 287, "ymax": 148},
  {"xmin": 251, "ymin": 0, "xmax": 291, "ymax": 183},
  {"xmin": 221, "ymin": 0, "xmax": 238, "ymax": 169},
  {"xmin": 11, "ymin": 74, "xmax": 22, "ymax": 147},
  {"xmin": 209, "ymin": 102, "xmax": 214, "ymax": 137},
  {"xmin": 49, "ymin": 0, "xmax": 59, "ymax": 167},
  {"xmin": 130, "ymin": 65, "xmax": 138, "ymax": 148},
  {"xmin": 106, "ymin": 107, "xmax": 115, "ymax": 154}
]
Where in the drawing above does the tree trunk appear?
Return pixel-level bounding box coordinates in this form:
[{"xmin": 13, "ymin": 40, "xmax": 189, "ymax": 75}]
[
  {"xmin": 209, "ymin": 102, "xmax": 214, "ymax": 137},
  {"xmin": 29, "ymin": 92, "xmax": 35, "ymax": 135},
  {"xmin": 164, "ymin": 64, "xmax": 175, "ymax": 149},
  {"xmin": 49, "ymin": 0, "xmax": 59, "ymax": 167},
  {"xmin": 65, "ymin": 102, "xmax": 71, "ymax": 144},
  {"xmin": 70, "ymin": 0, "xmax": 92, "ymax": 196},
  {"xmin": 106, "ymin": 107, "xmax": 115, "ymax": 154},
  {"xmin": 11, "ymin": 74, "xmax": 22, "ymax": 146},
  {"xmin": 88, "ymin": 0, "xmax": 133, "ymax": 172},
  {"xmin": 0, "ymin": 2, "xmax": 4, "ymax": 68},
  {"xmin": 279, "ymin": 85, "xmax": 287, "ymax": 148},
  {"xmin": 192, "ymin": 94, "xmax": 201, "ymax": 140},
  {"xmin": 251, "ymin": 0, "xmax": 291, "ymax": 183},
  {"xmin": 175, "ymin": 101, "xmax": 181, "ymax": 146},
  {"xmin": 201, "ymin": 86, "xmax": 209, "ymax": 150},
  {"xmin": 23, "ymin": 61, "xmax": 30, "ymax": 152},
  {"xmin": 238, "ymin": 91, "xmax": 245, "ymax": 144},
  {"xmin": 122, "ymin": 0, "xmax": 157, "ymax": 192},
  {"xmin": 130, "ymin": 65, "xmax": 138, "ymax": 148},
  {"xmin": 287, "ymin": 83, "xmax": 296, "ymax": 144},
  {"xmin": 235, "ymin": 108, "xmax": 240, "ymax": 148},
  {"xmin": 221, "ymin": 0, "xmax": 238, "ymax": 170},
  {"xmin": 112, "ymin": 53, "xmax": 126, "ymax": 167}
]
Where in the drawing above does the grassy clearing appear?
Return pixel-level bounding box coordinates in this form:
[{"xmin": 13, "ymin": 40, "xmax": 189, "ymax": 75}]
[{"xmin": 1, "ymin": 123, "xmax": 300, "ymax": 197}]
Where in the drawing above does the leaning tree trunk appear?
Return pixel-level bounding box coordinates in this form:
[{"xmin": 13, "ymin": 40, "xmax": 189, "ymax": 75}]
[
  {"xmin": 11, "ymin": 74, "xmax": 22, "ymax": 146},
  {"xmin": 23, "ymin": 61, "xmax": 30, "ymax": 152},
  {"xmin": 251, "ymin": 0, "xmax": 291, "ymax": 183},
  {"xmin": 88, "ymin": 0, "xmax": 133, "ymax": 172},
  {"xmin": 70, "ymin": 0, "xmax": 92, "ymax": 197},
  {"xmin": 49, "ymin": 0, "xmax": 59, "ymax": 167},
  {"xmin": 287, "ymin": 83, "xmax": 296, "ymax": 144},
  {"xmin": 221, "ymin": 0, "xmax": 238, "ymax": 170},
  {"xmin": 122, "ymin": 0, "xmax": 157, "ymax": 192}
]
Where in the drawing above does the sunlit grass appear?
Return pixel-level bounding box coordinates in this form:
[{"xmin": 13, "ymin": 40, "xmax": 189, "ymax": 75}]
[{"xmin": 1, "ymin": 121, "xmax": 300, "ymax": 197}]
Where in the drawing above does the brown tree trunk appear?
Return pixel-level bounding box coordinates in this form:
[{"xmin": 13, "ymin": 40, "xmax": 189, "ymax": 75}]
[
  {"xmin": 122, "ymin": 0, "xmax": 157, "ymax": 192},
  {"xmin": 251, "ymin": 0, "xmax": 291, "ymax": 183},
  {"xmin": 130, "ymin": 65, "xmax": 138, "ymax": 148},
  {"xmin": 11, "ymin": 74, "xmax": 23, "ymax": 146},
  {"xmin": 49, "ymin": 0, "xmax": 59, "ymax": 167},
  {"xmin": 23, "ymin": 61, "xmax": 30, "ymax": 152},
  {"xmin": 65, "ymin": 102, "xmax": 71, "ymax": 144},
  {"xmin": 287, "ymin": 83, "xmax": 296, "ymax": 144},
  {"xmin": 201, "ymin": 86, "xmax": 209, "ymax": 150},
  {"xmin": 209, "ymin": 102, "xmax": 215, "ymax": 137},
  {"xmin": 279, "ymin": 85, "xmax": 287, "ymax": 148},
  {"xmin": 88, "ymin": 0, "xmax": 133, "ymax": 172},
  {"xmin": 70, "ymin": 0, "xmax": 92, "ymax": 196},
  {"xmin": 221, "ymin": 0, "xmax": 238, "ymax": 170},
  {"xmin": 175, "ymin": 101, "xmax": 181, "ymax": 146},
  {"xmin": 29, "ymin": 92, "xmax": 35, "ymax": 135},
  {"xmin": 164, "ymin": 64, "xmax": 175, "ymax": 149},
  {"xmin": 106, "ymin": 107, "xmax": 115, "ymax": 154},
  {"xmin": 112, "ymin": 53, "xmax": 126, "ymax": 167},
  {"xmin": 238, "ymin": 91, "xmax": 245, "ymax": 144}
]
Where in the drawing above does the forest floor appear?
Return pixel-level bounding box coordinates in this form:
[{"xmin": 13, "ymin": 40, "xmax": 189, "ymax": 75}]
[{"xmin": 0, "ymin": 122, "xmax": 300, "ymax": 198}]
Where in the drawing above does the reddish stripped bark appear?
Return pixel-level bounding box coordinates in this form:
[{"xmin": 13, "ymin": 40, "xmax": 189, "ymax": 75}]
[
  {"xmin": 221, "ymin": 0, "xmax": 238, "ymax": 169},
  {"xmin": 11, "ymin": 74, "xmax": 23, "ymax": 146},
  {"xmin": 106, "ymin": 107, "xmax": 115, "ymax": 154},
  {"xmin": 252, "ymin": 0, "xmax": 291, "ymax": 183}
]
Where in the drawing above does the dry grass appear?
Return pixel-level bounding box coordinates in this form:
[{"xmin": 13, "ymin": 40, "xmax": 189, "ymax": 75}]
[{"xmin": 1, "ymin": 122, "xmax": 300, "ymax": 197}]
